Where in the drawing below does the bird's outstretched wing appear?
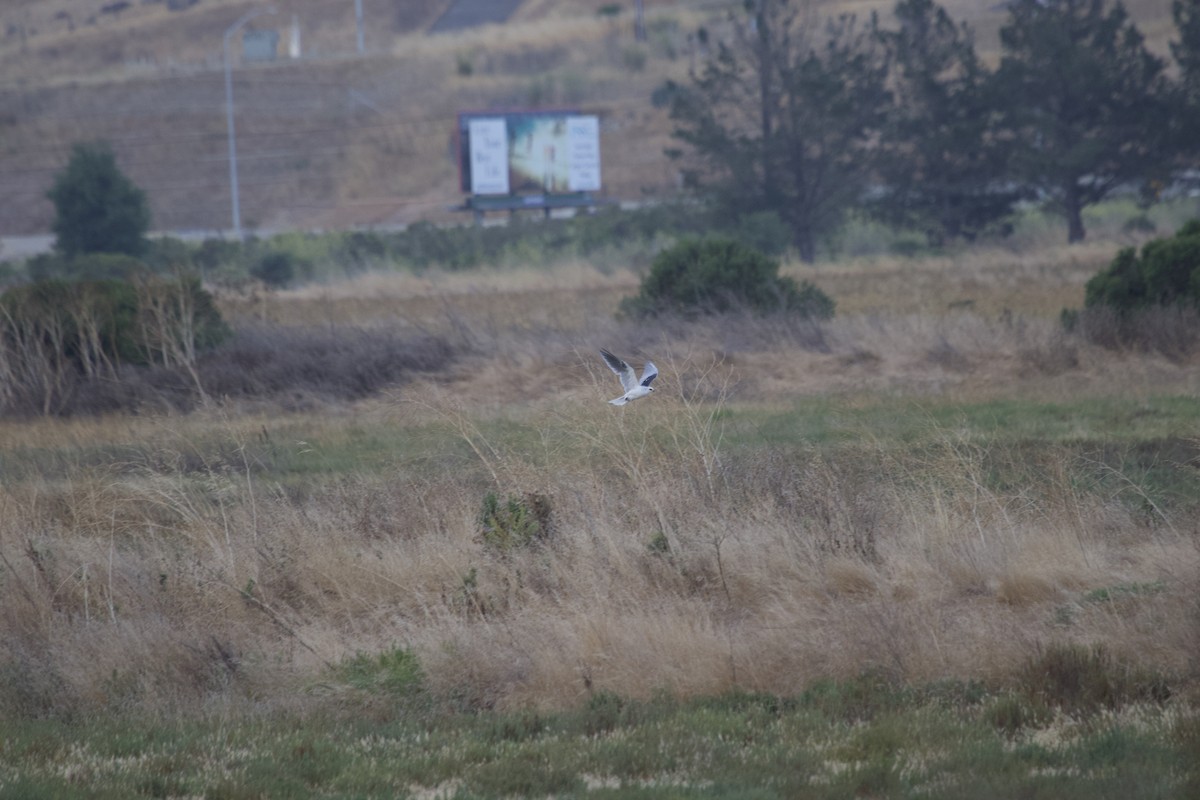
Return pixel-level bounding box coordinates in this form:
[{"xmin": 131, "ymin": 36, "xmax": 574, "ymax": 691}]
[
  {"xmin": 600, "ymin": 349, "xmax": 637, "ymax": 393},
  {"xmin": 640, "ymin": 361, "xmax": 659, "ymax": 387}
]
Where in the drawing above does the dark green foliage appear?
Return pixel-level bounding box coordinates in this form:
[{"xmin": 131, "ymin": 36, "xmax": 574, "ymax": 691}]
[
  {"xmin": 47, "ymin": 141, "xmax": 150, "ymax": 258},
  {"xmin": 194, "ymin": 238, "xmax": 243, "ymax": 274},
  {"xmin": 141, "ymin": 236, "xmax": 194, "ymax": 272},
  {"xmin": 479, "ymin": 492, "xmax": 553, "ymax": 551},
  {"xmin": 664, "ymin": 1, "xmax": 891, "ymax": 261},
  {"xmin": 875, "ymin": 0, "xmax": 1023, "ymax": 244},
  {"xmin": 724, "ymin": 209, "xmax": 792, "ymax": 257},
  {"xmin": 27, "ymin": 252, "xmax": 148, "ymax": 282},
  {"xmin": 1172, "ymin": 0, "xmax": 1200, "ymax": 156},
  {"xmin": 251, "ymin": 251, "xmax": 298, "ymax": 288},
  {"xmin": 994, "ymin": 0, "xmax": 1174, "ymax": 243},
  {"xmin": 1084, "ymin": 220, "xmax": 1200, "ymax": 311},
  {"xmin": 620, "ymin": 237, "xmax": 835, "ymax": 318}
]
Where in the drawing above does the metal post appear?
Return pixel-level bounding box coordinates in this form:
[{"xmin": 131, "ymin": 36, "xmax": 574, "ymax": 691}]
[
  {"xmin": 355, "ymin": 0, "xmax": 364, "ymax": 54},
  {"xmin": 224, "ymin": 6, "xmax": 275, "ymax": 240}
]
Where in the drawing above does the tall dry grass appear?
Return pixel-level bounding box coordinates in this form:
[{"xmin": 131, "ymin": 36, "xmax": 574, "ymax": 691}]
[
  {"xmin": 1, "ymin": 338, "xmax": 1196, "ymax": 718},
  {"xmin": 3, "ymin": 248, "xmax": 1199, "ymax": 719}
]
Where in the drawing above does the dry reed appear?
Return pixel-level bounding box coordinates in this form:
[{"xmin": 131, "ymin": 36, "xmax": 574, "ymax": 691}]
[{"xmin": 2, "ymin": 340, "xmax": 1196, "ymax": 718}]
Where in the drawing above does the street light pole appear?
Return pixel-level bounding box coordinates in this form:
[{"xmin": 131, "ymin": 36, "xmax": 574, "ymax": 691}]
[
  {"xmin": 355, "ymin": 0, "xmax": 364, "ymax": 54},
  {"xmin": 224, "ymin": 6, "xmax": 275, "ymax": 240}
]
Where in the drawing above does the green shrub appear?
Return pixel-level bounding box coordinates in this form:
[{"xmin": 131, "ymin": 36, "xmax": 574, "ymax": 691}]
[
  {"xmin": 194, "ymin": 238, "xmax": 244, "ymax": 274},
  {"xmin": 725, "ymin": 210, "xmax": 792, "ymax": 257},
  {"xmin": 142, "ymin": 236, "xmax": 195, "ymax": 272},
  {"xmin": 27, "ymin": 252, "xmax": 149, "ymax": 282},
  {"xmin": 332, "ymin": 231, "xmax": 389, "ymax": 271},
  {"xmin": 620, "ymin": 237, "xmax": 835, "ymax": 319},
  {"xmin": 1085, "ymin": 220, "xmax": 1200, "ymax": 311},
  {"xmin": 334, "ymin": 647, "xmax": 424, "ymax": 696},
  {"xmin": 479, "ymin": 492, "xmax": 553, "ymax": 552},
  {"xmin": 252, "ymin": 251, "xmax": 300, "ymax": 288}
]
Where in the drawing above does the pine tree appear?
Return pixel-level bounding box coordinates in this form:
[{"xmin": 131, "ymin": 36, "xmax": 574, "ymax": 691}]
[
  {"xmin": 994, "ymin": 0, "xmax": 1172, "ymax": 243},
  {"xmin": 47, "ymin": 141, "xmax": 151, "ymax": 258},
  {"xmin": 875, "ymin": 0, "xmax": 1021, "ymax": 244},
  {"xmin": 664, "ymin": 0, "xmax": 891, "ymax": 262}
]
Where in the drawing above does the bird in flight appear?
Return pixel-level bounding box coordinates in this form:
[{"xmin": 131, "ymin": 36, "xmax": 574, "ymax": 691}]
[{"xmin": 600, "ymin": 349, "xmax": 658, "ymax": 405}]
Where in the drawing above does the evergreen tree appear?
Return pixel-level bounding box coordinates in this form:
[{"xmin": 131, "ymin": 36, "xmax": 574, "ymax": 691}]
[
  {"xmin": 47, "ymin": 141, "xmax": 150, "ymax": 258},
  {"xmin": 1172, "ymin": 0, "xmax": 1200, "ymax": 91},
  {"xmin": 1170, "ymin": 0, "xmax": 1200, "ymax": 171},
  {"xmin": 875, "ymin": 0, "xmax": 1022, "ymax": 244},
  {"xmin": 664, "ymin": 0, "xmax": 891, "ymax": 262},
  {"xmin": 994, "ymin": 0, "xmax": 1173, "ymax": 243}
]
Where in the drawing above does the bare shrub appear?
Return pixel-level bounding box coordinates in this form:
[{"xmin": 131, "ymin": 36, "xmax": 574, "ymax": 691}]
[
  {"xmin": 199, "ymin": 325, "xmax": 454, "ymax": 404},
  {"xmin": 0, "ymin": 275, "xmax": 226, "ymax": 417},
  {"xmin": 1075, "ymin": 304, "xmax": 1200, "ymax": 360},
  {"xmin": 0, "ymin": 320, "xmax": 458, "ymax": 417},
  {"xmin": 1015, "ymin": 643, "xmax": 1172, "ymax": 715}
]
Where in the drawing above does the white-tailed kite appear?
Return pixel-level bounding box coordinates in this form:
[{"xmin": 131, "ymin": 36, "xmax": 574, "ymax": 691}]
[{"xmin": 600, "ymin": 349, "xmax": 658, "ymax": 405}]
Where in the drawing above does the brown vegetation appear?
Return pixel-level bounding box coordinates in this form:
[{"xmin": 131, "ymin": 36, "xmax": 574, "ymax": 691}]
[{"xmin": 2, "ymin": 247, "xmax": 1198, "ymax": 719}]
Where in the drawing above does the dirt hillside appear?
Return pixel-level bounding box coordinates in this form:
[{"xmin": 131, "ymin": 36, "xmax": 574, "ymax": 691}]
[{"xmin": 0, "ymin": 0, "xmax": 1177, "ymax": 237}]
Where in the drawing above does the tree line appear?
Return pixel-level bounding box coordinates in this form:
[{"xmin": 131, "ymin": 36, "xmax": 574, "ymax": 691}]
[{"xmin": 663, "ymin": 0, "xmax": 1200, "ymax": 261}]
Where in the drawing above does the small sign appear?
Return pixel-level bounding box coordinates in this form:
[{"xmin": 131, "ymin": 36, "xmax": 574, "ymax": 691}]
[
  {"xmin": 567, "ymin": 115, "xmax": 601, "ymax": 192},
  {"xmin": 243, "ymin": 29, "xmax": 279, "ymax": 62},
  {"xmin": 468, "ymin": 117, "xmax": 510, "ymax": 195}
]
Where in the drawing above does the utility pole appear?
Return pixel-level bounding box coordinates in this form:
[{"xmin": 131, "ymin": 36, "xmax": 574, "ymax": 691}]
[
  {"xmin": 355, "ymin": 0, "xmax": 364, "ymax": 54},
  {"xmin": 223, "ymin": 6, "xmax": 276, "ymax": 240}
]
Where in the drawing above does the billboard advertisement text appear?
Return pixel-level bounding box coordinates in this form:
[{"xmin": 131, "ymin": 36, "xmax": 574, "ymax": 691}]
[{"xmin": 460, "ymin": 112, "xmax": 601, "ymax": 196}]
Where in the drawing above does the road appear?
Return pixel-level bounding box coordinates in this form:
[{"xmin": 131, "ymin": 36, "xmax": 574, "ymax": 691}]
[{"xmin": 429, "ymin": 0, "xmax": 523, "ymax": 33}]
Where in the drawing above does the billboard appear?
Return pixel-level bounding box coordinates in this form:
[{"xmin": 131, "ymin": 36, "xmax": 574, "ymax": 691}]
[{"xmin": 459, "ymin": 111, "xmax": 601, "ymax": 196}]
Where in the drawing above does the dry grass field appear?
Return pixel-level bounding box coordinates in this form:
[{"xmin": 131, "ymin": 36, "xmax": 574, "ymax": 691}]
[
  {"xmin": 1, "ymin": 233, "xmax": 1199, "ymax": 793},
  {"xmin": 1, "ymin": 2, "xmax": 1199, "ymax": 794},
  {"xmin": 2, "ymin": 240, "xmax": 1198, "ymax": 720}
]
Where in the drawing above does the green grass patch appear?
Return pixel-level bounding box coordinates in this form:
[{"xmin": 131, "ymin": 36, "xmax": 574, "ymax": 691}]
[
  {"xmin": 738, "ymin": 395, "xmax": 1200, "ymax": 449},
  {"xmin": 0, "ymin": 682, "xmax": 1194, "ymax": 799}
]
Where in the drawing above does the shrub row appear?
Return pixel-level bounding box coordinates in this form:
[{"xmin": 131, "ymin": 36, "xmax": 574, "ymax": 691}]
[{"xmin": 5, "ymin": 203, "xmax": 795, "ymax": 289}]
